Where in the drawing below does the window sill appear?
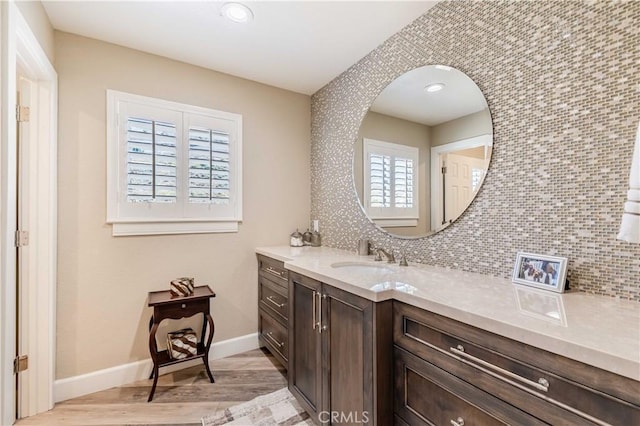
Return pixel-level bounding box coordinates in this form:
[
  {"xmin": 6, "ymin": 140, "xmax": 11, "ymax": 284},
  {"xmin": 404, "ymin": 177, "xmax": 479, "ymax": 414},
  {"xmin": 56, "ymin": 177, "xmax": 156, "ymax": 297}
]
[
  {"xmin": 372, "ymin": 218, "xmax": 418, "ymax": 228},
  {"xmin": 111, "ymin": 220, "xmax": 239, "ymax": 236}
]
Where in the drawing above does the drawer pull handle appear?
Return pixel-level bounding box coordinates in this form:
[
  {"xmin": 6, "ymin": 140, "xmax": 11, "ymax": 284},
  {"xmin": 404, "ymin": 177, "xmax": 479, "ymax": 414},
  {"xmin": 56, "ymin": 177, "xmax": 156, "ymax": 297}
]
[
  {"xmin": 265, "ymin": 266, "xmax": 284, "ymax": 278},
  {"xmin": 265, "ymin": 296, "xmax": 285, "ymax": 308},
  {"xmin": 312, "ymin": 291, "xmax": 317, "ymax": 330},
  {"xmin": 265, "ymin": 332, "xmax": 284, "ymax": 348},
  {"xmin": 450, "ymin": 417, "xmax": 464, "ymax": 426},
  {"xmin": 318, "ymin": 293, "xmax": 325, "ymax": 333},
  {"xmin": 450, "ymin": 345, "xmax": 550, "ymax": 393}
]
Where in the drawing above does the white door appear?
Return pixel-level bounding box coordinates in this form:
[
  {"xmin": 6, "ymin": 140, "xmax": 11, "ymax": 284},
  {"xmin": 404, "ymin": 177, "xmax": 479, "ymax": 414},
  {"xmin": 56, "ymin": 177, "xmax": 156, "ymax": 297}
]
[{"xmin": 443, "ymin": 153, "xmax": 487, "ymax": 224}]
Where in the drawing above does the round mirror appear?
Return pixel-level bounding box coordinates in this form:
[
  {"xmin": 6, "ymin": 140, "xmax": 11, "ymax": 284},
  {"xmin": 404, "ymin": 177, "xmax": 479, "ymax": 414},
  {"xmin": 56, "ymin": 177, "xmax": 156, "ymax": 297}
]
[{"xmin": 354, "ymin": 65, "xmax": 493, "ymax": 238}]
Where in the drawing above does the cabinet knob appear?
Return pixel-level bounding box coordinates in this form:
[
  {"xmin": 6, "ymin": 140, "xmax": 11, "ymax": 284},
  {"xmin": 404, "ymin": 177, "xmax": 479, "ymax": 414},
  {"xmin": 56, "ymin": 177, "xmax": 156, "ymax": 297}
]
[
  {"xmin": 450, "ymin": 417, "xmax": 464, "ymax": 426},
  {"xmin": 181, "ymin": 303, "xmax": 186, "ymax": 309}
]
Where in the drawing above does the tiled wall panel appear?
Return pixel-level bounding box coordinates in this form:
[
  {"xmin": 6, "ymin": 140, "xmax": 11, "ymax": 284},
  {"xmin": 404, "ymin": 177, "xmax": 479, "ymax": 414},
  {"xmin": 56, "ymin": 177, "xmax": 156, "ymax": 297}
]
[{"xmin": 311, "ymin": 0, "xmax": 640, "ymax": 300}]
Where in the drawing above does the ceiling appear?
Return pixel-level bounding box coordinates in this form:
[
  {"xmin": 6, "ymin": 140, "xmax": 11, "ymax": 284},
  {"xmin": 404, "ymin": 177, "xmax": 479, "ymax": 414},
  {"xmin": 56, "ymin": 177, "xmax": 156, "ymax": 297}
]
[
  {"xmin": 42, "ymin": 1, "xmax": 440, "ymax": 95},
  {"xmin": 370, "ymin": 65, "xmax": 488, "ymax": 126}
]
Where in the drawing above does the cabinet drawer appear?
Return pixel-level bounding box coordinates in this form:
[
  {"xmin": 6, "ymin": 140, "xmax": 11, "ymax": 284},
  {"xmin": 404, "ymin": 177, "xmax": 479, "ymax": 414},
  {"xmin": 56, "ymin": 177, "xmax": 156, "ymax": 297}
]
[
  {"xmin": 260, "ymin": 309, "xmax": 288, "ymax": 369},
  {"xmin": 395, "ymin": 347, "xmax": 544, "ymax": 426},
  {"xmin": 153, "ymin": 298, "xmax": 209, "ymax": 321},
  {"xmin": 259, "ymin": 275, "xmax": 288, "ymax": 323},
  {"xmin": 258, "ymin": 254, "xmax": 288, "ymax": 285},
  {"xmin": 394, "ymin": 301, "xmax": 640, "ymax": 425}
]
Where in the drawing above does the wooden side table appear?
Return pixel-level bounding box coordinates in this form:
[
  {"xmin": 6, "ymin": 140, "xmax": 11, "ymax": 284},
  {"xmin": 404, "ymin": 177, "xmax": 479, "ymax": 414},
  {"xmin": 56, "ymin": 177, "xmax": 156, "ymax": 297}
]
[{"xmin": 147, "ymin": 285, "xmax": 216, "ymax": 402}]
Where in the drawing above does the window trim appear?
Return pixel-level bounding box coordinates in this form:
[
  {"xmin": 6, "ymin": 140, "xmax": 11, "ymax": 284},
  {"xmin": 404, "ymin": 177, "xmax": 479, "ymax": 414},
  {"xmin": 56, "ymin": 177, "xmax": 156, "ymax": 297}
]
[
  {"xmin": 106, "ymin": 90, "xmax": 243, "ymax": 236},
  {"xmin": 363, "ymin": 138, "xmax": 419, "ymax": 222}
]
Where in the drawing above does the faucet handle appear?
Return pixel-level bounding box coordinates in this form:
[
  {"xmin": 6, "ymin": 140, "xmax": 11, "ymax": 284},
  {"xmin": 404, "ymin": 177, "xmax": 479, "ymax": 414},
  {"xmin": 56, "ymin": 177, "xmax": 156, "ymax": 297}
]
[
  {"xmin": 399, "ymin": 252, "xmax": 409, "ymax": 267},
  {"xmin": 373, "ymin": 248, "xmax": 383, "ymax": 261}
]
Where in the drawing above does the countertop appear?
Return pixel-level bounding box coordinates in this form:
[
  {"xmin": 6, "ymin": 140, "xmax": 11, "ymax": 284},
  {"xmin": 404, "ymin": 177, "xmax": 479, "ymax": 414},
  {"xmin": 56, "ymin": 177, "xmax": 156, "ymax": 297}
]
[{"xmin": 256, "ymin": 245, "xmax": 640, "ymax": 381}]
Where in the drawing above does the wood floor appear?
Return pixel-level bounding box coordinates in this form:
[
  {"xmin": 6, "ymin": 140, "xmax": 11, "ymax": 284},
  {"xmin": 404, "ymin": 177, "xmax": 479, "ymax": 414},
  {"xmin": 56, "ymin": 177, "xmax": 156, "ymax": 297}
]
[{"xmin": 17, "ymin": 348, "xmax": 287, "ymax": 426}]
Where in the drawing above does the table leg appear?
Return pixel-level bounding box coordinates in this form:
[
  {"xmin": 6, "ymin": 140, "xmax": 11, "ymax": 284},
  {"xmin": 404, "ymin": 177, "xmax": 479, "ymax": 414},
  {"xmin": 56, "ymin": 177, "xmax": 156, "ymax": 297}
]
[
  {"xmin": 202, "ymin": 313, "xmax": 215, "ymax": 383},
  {"xmin": 148, "ymin": 321, "xmax": 160, "ymax": 402},
  {"xmin": 148, "ymin": 315, "xmax": 154, "ymax": 380}
]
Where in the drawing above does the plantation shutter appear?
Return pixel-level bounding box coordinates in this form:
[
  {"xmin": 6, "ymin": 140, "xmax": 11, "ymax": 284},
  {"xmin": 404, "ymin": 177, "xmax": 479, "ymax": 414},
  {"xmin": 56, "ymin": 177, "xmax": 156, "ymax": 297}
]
[
  {"xmin": 188, "ymin": 127, "xmax": 230, "ymax": 205},
  {"xmin": 363, "ymin": 138, "xmax": 419, "ymax": 222},
  {"xmin": 107, "ymin": 90, "xmax": 243, "ymax": 235},
  {"xmin": 126, "ymin": 118, "xmax": 178, "ymax": 204}
]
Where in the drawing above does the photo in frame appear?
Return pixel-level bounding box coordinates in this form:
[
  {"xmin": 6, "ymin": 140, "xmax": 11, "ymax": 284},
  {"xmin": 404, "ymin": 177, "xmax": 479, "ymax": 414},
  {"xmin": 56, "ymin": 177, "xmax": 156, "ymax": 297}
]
[{"xmin": 512, "ymin": 252, "xmax": 568, "ymax": 293}]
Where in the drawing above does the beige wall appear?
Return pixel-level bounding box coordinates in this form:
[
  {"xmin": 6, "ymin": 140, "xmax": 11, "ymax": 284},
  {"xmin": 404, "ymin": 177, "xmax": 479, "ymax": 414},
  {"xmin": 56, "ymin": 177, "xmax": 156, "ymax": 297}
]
[
  {"xmin": 355, "ymin": 111, "xmax": 431, "ymax": 236},
  {"xmin": 55, "ymin": 32, "xmax": 311, "ymax": 379},
  {"xmin": 431, "ymin": 108, "xmax": 492, "ymax": 147},
  {"xmin": 16, "ymin": 0, "xmax": 54, "ymax": 63}
]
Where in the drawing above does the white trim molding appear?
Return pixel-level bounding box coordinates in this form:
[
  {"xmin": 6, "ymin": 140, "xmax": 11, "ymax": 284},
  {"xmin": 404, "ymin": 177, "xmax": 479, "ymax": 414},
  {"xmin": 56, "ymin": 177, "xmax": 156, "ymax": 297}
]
[
  {"xmin": 53, "ymin": 332, "xmax": 260, "ymax": 403},
  {"xmin": 2, "ymin": 2, "xmax": 58, "ymax": 423},
  {"xmin": 14, "ymin": 5, "xmax": 58, "ymax": 420},
  {"xmin": 0, "ymin": 3, "xmax": 19, "ymax": 424}
]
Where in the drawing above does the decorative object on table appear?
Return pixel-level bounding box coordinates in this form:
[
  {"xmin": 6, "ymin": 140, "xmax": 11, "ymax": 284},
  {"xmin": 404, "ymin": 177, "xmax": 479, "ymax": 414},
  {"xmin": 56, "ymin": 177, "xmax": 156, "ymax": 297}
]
[
  {"xmin": 167, "ymin": 328, "xmax": 198, "ymax": 360},
  {"xmin": 290, "ymin": 229, "xmax": 304, "ymax": 247},
  {"xmin": 169, "ymin": 277, "xmax": 195, "ymax": 297},
  {"xmin": 310, "ymin": 219, "xmax": 322, "ymax": 247},
  {"xmin": 357, "ymin": 238, "xmax": 370, "ymax": 255},
  {"xmin": 512, "ymin": 252, "xmax": 568, "ymax": 293},
  {"xmin": 617, "ymin": 121, "xmax": 640, "ymax": 244},
  {"xmin": 201, "ymin": 387, "xmax": 312, "ymax": 426}
]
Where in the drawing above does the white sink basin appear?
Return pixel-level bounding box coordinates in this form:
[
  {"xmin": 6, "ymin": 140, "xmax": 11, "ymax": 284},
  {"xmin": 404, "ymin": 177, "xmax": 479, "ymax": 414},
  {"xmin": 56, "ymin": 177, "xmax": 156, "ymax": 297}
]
[{"xmin": 330, "ymin": 261, "xmax": 394, "ymax": 273}]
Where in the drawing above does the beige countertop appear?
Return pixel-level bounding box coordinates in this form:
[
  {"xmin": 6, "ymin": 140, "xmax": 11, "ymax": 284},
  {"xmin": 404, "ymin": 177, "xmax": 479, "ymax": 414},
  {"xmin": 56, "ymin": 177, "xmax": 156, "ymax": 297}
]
[{"xmin": 256, "ymin": 245, "xmax": 640, "ymax": 381}]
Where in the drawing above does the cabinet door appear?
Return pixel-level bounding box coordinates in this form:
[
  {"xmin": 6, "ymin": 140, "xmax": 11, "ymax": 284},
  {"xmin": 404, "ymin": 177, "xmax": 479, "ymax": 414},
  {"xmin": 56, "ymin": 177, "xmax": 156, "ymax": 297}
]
[
  {"xmin": 322, "ymin": 284, "xmax": 374, "ymax": 425},
  {"xmin": 289, "ymin": 272, "xmax": 323, "ymax": 419}
]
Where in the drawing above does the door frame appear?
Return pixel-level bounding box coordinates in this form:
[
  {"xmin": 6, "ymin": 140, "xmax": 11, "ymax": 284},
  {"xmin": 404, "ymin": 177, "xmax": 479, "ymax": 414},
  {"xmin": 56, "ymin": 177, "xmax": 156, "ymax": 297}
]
[
  {"xmin": 1, "ymin": 2, "xmax": 57, "ymax": 423},
  {"xmin": 430, "ymin": 134, "xmax": 492, "ymax": 232}
]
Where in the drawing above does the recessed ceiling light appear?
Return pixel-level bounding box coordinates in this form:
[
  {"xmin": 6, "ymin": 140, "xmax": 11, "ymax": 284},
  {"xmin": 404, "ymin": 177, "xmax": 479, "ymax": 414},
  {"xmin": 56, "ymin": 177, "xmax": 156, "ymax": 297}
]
[
  {"xmin": 221, "ymin": 2, "xmax": 253, "ymax": 23},
  {"xmin": 424, "ymin": 83, "xmax": 445, "ymax": 93}
]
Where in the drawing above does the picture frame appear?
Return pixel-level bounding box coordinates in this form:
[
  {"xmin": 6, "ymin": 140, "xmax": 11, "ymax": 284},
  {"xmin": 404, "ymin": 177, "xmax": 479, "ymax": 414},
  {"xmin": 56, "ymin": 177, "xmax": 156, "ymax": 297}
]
[{"xmin": 512, "ymin": 252, "xmax": 568, "ymax": 293}]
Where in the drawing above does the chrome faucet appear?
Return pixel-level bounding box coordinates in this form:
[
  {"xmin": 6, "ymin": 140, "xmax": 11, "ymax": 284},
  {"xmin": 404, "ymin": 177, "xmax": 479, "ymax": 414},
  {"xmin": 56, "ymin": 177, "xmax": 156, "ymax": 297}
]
[{"xmin": 373, "ymin": 247, "xmax": 395, "ymax": 263}]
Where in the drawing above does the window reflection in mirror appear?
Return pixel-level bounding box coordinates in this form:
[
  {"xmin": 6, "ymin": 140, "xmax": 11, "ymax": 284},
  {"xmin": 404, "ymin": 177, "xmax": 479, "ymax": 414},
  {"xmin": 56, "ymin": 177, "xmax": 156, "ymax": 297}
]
[{"xmin": 354, "ymin": 65, "xmax": 493, "ymax": 238}]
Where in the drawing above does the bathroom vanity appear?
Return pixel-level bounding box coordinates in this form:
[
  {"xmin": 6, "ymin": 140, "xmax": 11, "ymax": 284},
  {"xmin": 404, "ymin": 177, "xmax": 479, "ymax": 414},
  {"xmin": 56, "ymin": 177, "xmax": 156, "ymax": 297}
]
[{"xmin": 256, "ymin": 246, "xmax": 640, "ymax": 425}]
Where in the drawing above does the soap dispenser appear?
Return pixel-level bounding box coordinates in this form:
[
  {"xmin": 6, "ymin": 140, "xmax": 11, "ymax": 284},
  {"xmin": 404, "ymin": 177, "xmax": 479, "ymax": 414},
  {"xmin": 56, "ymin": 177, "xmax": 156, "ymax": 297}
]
[
  {"xmin": 310, "ymin": 220, "xmax": 322, "ymax": 247},
  {"xmin": 302, "ymin": 229, "xmax": 313, "ymax": 246}
]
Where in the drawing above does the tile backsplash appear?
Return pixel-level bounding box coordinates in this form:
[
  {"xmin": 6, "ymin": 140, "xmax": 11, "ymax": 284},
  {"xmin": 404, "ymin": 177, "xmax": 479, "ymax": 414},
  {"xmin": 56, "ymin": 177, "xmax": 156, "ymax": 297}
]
[{"xmin": 310, "ymin": 0, "xmax": 640, "ymax": 301}]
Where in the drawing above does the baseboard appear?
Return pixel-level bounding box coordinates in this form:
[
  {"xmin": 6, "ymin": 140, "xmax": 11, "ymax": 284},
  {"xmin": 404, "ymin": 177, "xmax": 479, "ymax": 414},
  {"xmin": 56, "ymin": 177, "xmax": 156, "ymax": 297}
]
[{"xmin": 53, "ymin": 332, "xmax": 260, "ymax": 403}]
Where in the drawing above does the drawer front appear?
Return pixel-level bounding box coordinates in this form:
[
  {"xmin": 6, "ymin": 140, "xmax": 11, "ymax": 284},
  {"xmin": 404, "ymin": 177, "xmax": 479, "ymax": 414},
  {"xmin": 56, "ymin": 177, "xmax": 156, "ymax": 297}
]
[
  {"xmin": 258, "ymin": 255, "xmax": 288, "ymax": 285},
  {"xmin": 259, "ymin": 309, "xmax": 288, "ymax": 368},
  {"xmin": 394, "ymin": 302, "xmax": 640, "ymax": 426},
  {"xmin": 154, "ymin": 298, "xmax": 209, "ymax": 321},
  {"xmin": 259, "ymin": 275, "xmax": 288, "ymax": 323},
  {"xmin": 394, "ymin": 347, "xmax": 543, "ymax": 426}
]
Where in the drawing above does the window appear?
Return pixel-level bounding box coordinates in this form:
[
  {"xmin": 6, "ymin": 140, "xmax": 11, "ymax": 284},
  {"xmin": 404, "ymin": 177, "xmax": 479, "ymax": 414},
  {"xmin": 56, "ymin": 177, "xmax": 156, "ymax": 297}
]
[
  {"xmin": 107, "ymin": 90, "xmax": 242, "ymax": 236},
  {"xmin": 363, "ymin": 138, "xmax": 419, "ymax": 227}
]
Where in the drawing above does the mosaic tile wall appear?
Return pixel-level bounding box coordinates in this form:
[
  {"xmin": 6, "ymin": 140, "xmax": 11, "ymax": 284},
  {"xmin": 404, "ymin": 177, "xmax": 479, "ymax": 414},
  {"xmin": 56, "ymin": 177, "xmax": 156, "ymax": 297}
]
[{"xmin": 310, "ymin": 0, "xmax": 640, "ymax": 301}]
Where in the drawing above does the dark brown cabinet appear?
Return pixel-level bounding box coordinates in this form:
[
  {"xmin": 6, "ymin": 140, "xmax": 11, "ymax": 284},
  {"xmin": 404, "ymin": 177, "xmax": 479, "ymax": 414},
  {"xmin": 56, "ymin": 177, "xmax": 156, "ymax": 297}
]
[
  {"xmin": 393, "ymin": 301, "xmax": 640, "ymax": 426},
  {"xmin": 257, "ymin": 254, "xmax": 289, "ymax": 370},
  {"xmin": 288, "ymin": 271, "xmax": 392, "ymax": 425},
  {"xmin": 257, "ymin": 252, "xmax": 639, "ymax": 426}
]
